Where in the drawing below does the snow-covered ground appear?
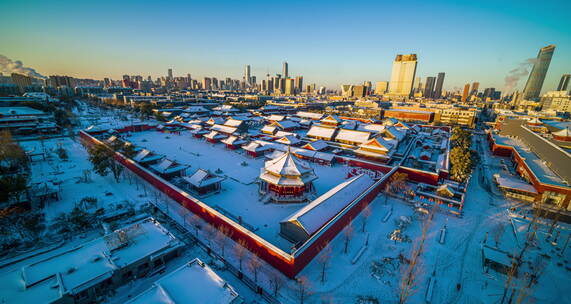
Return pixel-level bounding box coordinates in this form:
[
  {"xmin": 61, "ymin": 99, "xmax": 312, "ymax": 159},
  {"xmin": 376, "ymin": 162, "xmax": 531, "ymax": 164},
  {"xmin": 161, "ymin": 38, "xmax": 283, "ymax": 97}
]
[
  {"xmin": 7, "ymin": 106, "xmax": 570, "ymax": 304},
  {"xmin": 20, "ymin": 137, "xmax": 148, "ymax": 222},
  {"xmin": 127, "ymin": 130, "xmax": 349, "ymax": 251}
]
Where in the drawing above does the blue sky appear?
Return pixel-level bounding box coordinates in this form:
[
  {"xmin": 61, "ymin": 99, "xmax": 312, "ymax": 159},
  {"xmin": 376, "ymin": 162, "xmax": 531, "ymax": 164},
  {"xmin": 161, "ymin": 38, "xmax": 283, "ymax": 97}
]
[{"xmin": 1, "ymin": 0, "xmax": 570, "ymax": 92}]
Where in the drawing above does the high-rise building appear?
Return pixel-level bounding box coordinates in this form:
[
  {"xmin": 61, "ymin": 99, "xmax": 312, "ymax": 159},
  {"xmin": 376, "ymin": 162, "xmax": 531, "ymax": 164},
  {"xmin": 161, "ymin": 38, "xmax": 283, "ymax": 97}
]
[
  {"xmin": 483, "ymin": 88, "xmax": 496, "ymax": 101},
  {"xmin": 244, "ymin": 65, "xmax": 251, "ymax": 85},
  {"xmin": 557, "ymin": 74, "xmax": 570, "ymax": 92},
  {"xmin": 461, "ymin": 83, "xmax": 470, "ymax": 102},
  {"xmin": 374, "ymin": 81, "xmax": 388, "ymax": 95},
  {"xmin": 295, "ymin": 76, "xmax": 303, "ymax": 94},
  {"xmin": 168, "ymin": 68, "xmax": 173, "ymax": 79},
  {"xmin": 424, "ymin": 77, "xmax": 436, "ymax": 98},
  {"xmin": 388, "ymin": 54, "xmax": 418, "ymax": 97},
  {"xmin": 283, "ymin": 62, "xmax": 289, "ymax": 79},
  {"xmin": 434, "ymin": 72, "xmax": 445, "ymax": 99},
  {"xmin": 522, "ymin": 44, "xmax": 555, "ymax": 101},
  {"xmin": 10, "ymin": 73, "xmax": 33, "ymax": 93},
  {"xmin": 285, "ymin": 78, "xmax": 295, "ymax": 95},
  {"xmin": 470, "ymin": 82, "xmax": 480, "ymax": 96},
  {"xmin": 49, "ymin": 75, "xmax": 75, "ymax": 88},
  {"xmin": 202, "ymin": 77, "xmax": 212, "ymax": 90}
]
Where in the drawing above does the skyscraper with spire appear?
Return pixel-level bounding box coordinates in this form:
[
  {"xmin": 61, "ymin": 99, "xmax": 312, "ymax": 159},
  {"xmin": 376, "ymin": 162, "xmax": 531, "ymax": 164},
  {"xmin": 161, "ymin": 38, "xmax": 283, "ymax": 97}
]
[
  {"xmin": 282, "ymin": 62, "xmax": 289, "ymax": 79},
  {"xmin": 522, "ymin": 45, "xmax": 555, "ymax": 101}
]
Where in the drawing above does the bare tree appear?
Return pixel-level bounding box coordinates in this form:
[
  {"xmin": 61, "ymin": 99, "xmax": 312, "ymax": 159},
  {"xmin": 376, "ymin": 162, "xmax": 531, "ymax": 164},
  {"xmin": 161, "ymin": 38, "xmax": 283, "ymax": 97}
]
[
  {"xmin": 186, "ymin": 213, "xmax": 201, "ymax": 237},
  {"xmin": 317, "ymin": 243, "xmax": 333, "ymax": 283},
  {"xmin": 205, "ymin": 224, "xmax": 217, "ymax": 248},
  {"xmin": 268, "ymin": 271, "xmax": 285, "ymax": 297},
  {"xmin": 500, "ymin": 255, "xmax": 519, "ymax": 304},
  {"xmin": 398, "ymin": 206, "xmax": 434, "ymax": 304},
  {"xmin": 343, "ymin": 223, "xmax": 354, "ymax": 254},
  {"xmin": 234, "ymin": 239, "xmax": 248, "ymax": 271},
  {"xmin": 247, "ymin": 254, "xmax": 263, "ymax": 283},
  {"xmin": 295, "ymin": 276, "xmax": 312, "ymax": 304},
  {"xmin": 547, "ymin": 206, "xmax": 564, "ymax": 238},
  {"xmin": 361, "ymin": 205, "xmax": 372, "ymax": 233},
  {"xmin": 216, "ymin": 225, "xmax": 233, "ymax": 257}
]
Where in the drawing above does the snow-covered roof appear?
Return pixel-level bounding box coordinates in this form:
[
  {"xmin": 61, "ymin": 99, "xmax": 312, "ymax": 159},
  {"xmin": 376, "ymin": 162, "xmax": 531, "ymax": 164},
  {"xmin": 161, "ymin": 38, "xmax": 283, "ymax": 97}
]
[
  {"xmin": 207, "ymin": 117, "xmax": 225, "ymax": 125},
  {"xmin": 220, "ymin": 135, "xmax": 246, "ymax": 146},
  {"xmin": 210, "ymin": 124, "xmax": 237, "ymax": 135},
  {"xmin": 273, "ymin": 120, "xmax": 299, "ymax": 130},
  {"xmin": 183, "ymin": 106, "xmax": 210, "ymax": 113},
  {"xmin": 296, "ymin": 111, "xmax": 323, "ymax": 120},
  {"xmin": 334, "ymin": 128, "xmax": 371, "ymax": 144},
  {"xmin": 224, "ymin": 118, "xmax": 244, "ymax": 128},
  {"xmin": 358, "ymin": 123, "xmax": 386, "ymax": 133},
  {"xmin": 263, "ymin": 149, "xmax": 313, "ymax": 177},
  {"xmin": 553, "ymin": 127, "xmax": 571, "ymax": 138},
  {"xmin": 261, "ymin": 125, "xmax": 277, "ymax": 134},
  {"xmin": 150, "ymin": 159, "xmax": 187, "ymax": 174},
  {"xmin": 267, "ymin": 114, "xmax": 285, "ymax": 121},
  {"xmin": 357, "ymin": 137, "xmax": 394, "ymax": 153},
  {"xmin": 494, "ymin": 175, "xmax": 538, "ymax": 194},
  {"xmin": 126, "ymin": 258, "xmax": 239, "ymax": 304},
  {"xmin": 275, "ymin": 135, "xmax": 301, "ymax": 145},
  {"xmin": 242, "ymin": 141, "xmax": 271, "ymax": 152},
  {"xmin": 204, "ymin": 131, "xmax": 227, "ymax": 140},
  {"xmin": 302, "ymin": 140, "xmax": 328, "ymax": 151},
  {"xmin": 306, "ymin": 125, "xmax": 337, "ymax": 140},
  {"xmin": 321, "ymin": 114, "xmax": 341, "ymax": 124},
  {"xmin": 183, "ymin": 169, "xmax": 224, "ymax": 188},
  {"xmin": 133, "ymin": 149, "xmax": 163, "ymax": 163},
  {"xmin": 384, "ymin": 126, "xmax": 406, "ymax": 142},
  {"xmin": 282, "ymin": 174, "xmax": 375, "ymax": 235},
  {"xmin": 212, "ymin": 105, "xmax": 238, "ymax": 112},
  {"xmin": 527, "ymin": 117, "xmax": 542, "ymax": 125},
  {"xmin": 1, "ymin": 218, "xmax": 183, "ymax": 303}
]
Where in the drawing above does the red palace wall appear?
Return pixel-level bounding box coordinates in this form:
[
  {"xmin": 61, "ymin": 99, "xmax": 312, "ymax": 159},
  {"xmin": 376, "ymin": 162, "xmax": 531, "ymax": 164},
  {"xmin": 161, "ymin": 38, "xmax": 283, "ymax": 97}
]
[
  {"xmin": 382, "ymin": 110, "xmax": 434, "ymax": 123},
  {"xmin": 486, "ymin": 132, "xmax": 571, "ymax": 208},
  {"xmin": 291, "ymin": 173, "xmax": 390, "ymax": 273},
  {"xmin": 397, "ymin": 166, "xmax": 440, "ymax": 185},
  {"xmin": 79, "ymin": 130, "xmax": 398, "ymax": 278}
]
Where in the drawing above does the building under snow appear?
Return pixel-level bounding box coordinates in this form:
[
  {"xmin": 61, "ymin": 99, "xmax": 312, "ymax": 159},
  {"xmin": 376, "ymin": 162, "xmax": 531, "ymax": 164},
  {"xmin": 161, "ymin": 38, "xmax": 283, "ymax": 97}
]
[
  {"xmin": 0, "ymin": 218, "xmax": 183, "ymax": 304},
  {"xmin": 126, "ymin": 258, "xmax": 240, "ymax": 304},
  {"xmin": 280, "ymin": 174, "xmax": 375, "ymax": 243},
  {"xmin": 259, "ymin": 149, "xmax": 318, "ymax": 203}
]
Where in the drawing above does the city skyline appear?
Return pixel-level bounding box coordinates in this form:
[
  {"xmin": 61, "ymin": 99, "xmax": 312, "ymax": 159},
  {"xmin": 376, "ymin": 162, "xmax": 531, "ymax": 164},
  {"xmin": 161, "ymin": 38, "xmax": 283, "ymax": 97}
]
[{"xmin": 1, "ymin": 0, "xmax": 570, "ymax": 93}]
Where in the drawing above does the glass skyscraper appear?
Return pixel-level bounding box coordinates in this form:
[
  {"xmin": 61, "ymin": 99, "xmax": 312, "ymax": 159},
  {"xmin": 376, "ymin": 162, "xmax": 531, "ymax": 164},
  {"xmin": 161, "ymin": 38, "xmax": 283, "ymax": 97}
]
[{"xmin": 522, "ymin": 45, "xmax": 555, "ymax": 101}]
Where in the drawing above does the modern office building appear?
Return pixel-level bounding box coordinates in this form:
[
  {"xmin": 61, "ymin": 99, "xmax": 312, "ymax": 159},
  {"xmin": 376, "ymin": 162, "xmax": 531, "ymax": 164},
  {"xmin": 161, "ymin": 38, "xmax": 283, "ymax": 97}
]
[
  {"xmin": 434, "ymin": 72, "xmax": 445, "ymax": 99},
  {"xmin": 522, "ymin": 44, "xmax": 556, "ymax": 101},
  {"xmin": 283, "ymin": 61, "xmax": 289, "ymax": 79},
  {"xmin": 244, "ymin": 65, "xmax": 251, "ymax": 85},
  {"xmin": 541, "ymin": 91, "xmax": 571, "ymax": 113},
  {"xmin": 295, "ymin": 76, "xmax": 303, "ymax": 93},
  {"xmin": 471, "ymin": 82, "xmax": 480, "ymax": 96},
  {"xmin": 461, "ymin": 83, "xmax": 470, "ymax": 102},
  {"xmin": 10, "ymin": 73, "xmax": 33, "ymax": 93},
  {"xmin": 388, "ymin": 54, "xmax": 418, "ymax": 97},
  {"xmin": 168, "ymin": 68, "xmax": 173, "ymax": 79},
  {"xmin": 557, "ymin": 74, "xmax": 570, "ymax": 92},
  {"xmin": 424, "ymin": 76, "xmax": 436, "ymax": 98},
  {"xmin": 375, "ymin": 81, "xmax": 389, "ymax": 95}
]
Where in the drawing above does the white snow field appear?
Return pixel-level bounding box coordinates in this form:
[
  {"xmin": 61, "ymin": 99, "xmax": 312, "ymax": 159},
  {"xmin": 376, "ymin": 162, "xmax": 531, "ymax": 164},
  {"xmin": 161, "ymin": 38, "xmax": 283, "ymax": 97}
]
[{"xmin": 127, "ymin": 130, "xmax": 349, "ymax": 251}]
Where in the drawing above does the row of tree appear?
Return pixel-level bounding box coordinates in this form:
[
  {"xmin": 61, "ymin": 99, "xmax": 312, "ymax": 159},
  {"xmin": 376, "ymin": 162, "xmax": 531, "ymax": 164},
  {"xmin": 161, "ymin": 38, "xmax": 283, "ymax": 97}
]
[{"xmin": 449, "ymin": 127, "xmax": 474, "ymax": 182}]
